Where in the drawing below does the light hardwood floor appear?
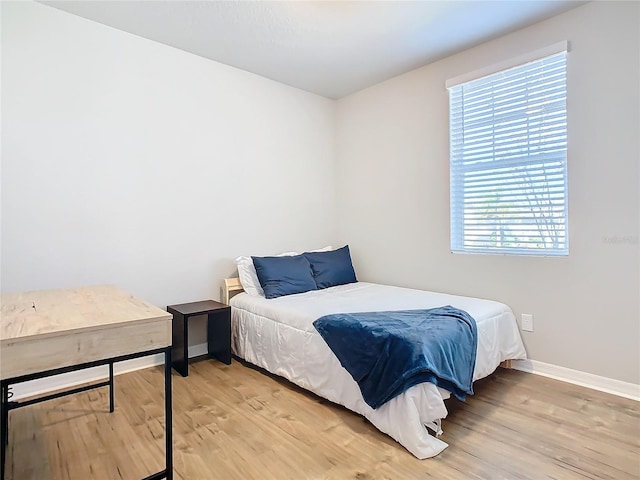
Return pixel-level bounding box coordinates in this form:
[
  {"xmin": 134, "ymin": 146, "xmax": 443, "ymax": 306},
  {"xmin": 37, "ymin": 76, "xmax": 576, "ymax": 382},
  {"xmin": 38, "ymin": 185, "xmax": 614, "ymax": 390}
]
[{"xmin": 5, "ymin": 359, "xmax": 639, "ymax": 479}]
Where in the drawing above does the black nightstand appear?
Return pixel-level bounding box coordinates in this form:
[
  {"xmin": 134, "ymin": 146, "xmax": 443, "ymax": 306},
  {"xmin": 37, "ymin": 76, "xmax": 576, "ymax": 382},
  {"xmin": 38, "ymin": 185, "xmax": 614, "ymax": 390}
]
[{"xmin": 166, "ymin": 300, "xmax": 231, "ymax": 377}]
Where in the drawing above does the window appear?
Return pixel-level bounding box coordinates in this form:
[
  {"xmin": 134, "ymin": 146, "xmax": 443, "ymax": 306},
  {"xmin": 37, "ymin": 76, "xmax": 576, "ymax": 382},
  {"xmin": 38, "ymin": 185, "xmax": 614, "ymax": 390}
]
[{"xmin": 447, "ymin": 43, "xmax": 568, "ymax": 255}]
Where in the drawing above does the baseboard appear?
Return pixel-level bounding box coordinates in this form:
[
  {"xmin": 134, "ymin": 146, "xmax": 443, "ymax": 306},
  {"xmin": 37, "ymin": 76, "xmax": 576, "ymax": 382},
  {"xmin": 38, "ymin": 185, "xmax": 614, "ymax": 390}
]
[
  {"xmin": 512, "ymin": 359, "xmax": 640, "ymax": 401},
  {"xmin": 10, "ymin": 348, "xmax": 639, "ymax": 402},
  {"xmin": 9, "ymin": 343, "xmax": 209, "ymax": 401}
]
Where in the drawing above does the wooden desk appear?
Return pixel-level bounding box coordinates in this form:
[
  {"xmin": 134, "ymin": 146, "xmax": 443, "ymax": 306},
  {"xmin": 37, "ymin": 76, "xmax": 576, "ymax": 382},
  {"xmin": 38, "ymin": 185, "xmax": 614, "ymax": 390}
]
[{"xmin": 0, "ymin": 285, "xmax": 174, "ymax": 480}]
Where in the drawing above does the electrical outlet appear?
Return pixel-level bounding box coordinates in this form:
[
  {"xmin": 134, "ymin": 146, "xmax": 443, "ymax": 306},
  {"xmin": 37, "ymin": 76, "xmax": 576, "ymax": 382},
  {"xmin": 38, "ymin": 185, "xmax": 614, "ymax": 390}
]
[{"xmin": 521, "ymin": 314, "xmax": 534, "ymax": 332}]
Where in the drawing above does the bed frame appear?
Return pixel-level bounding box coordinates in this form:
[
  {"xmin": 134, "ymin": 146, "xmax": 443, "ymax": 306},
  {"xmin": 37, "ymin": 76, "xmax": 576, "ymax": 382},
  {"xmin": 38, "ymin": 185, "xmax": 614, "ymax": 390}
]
[{"xmin": 222, "ymin": 277, "xmax": 244, "ymax": 305}]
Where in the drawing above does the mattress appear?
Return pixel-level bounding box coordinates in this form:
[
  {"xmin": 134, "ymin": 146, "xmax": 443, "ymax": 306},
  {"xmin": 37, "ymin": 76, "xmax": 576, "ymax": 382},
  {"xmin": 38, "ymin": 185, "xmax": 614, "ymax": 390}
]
[{"xmin": 230, "ymin": 281, "xmax": 527, "ymax": 458}]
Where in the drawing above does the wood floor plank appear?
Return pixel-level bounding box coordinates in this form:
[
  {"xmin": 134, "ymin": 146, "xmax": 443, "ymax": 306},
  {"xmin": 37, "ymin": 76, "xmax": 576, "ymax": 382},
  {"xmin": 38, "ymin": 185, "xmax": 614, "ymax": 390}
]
[{"xmin": 5, "ymin": 360, "xmax": 639, "ymax": 479}]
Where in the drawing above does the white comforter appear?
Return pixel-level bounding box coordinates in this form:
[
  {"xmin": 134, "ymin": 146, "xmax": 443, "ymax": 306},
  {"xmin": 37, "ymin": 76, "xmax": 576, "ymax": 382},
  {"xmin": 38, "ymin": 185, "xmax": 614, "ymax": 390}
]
[{"xmin": 230, "ymin": 282, "xmax": 526, "ymax": 458}]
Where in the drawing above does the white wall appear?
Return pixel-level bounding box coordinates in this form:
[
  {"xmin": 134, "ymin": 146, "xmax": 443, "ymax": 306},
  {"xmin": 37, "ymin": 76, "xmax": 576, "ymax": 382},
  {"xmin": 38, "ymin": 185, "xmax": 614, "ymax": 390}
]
[
  {"xmin": 1, "ymin": 0, "xmax": 337, "ymax": 342},
  {"xmin": 335, "ymin": 1, "xmax": 639, "ymax": 385}
]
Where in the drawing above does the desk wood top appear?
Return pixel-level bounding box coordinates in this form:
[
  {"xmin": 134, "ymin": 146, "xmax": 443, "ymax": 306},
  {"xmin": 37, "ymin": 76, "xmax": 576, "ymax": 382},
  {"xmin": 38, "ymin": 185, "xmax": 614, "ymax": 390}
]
[{"xmin": 1, "ymin": 285, "xmax": 171, "ymax": 343}]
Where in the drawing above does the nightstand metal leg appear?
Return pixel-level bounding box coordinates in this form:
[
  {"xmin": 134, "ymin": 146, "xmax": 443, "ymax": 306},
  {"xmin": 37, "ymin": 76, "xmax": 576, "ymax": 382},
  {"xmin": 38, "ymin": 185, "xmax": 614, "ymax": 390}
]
[
  {"xmin": 170, "ymin": 313, "xmax": 188, "ymax": 377},
  {"xmin": 207, "ymin": 310, "xmax": 231, "ymax": 365}
]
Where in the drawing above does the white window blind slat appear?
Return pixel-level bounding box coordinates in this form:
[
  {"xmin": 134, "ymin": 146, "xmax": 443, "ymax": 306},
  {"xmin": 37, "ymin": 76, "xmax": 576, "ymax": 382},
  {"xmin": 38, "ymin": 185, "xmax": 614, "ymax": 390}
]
[{"xmin": 448, "ymin": 49, "xmax": 568, "ymax": 255}]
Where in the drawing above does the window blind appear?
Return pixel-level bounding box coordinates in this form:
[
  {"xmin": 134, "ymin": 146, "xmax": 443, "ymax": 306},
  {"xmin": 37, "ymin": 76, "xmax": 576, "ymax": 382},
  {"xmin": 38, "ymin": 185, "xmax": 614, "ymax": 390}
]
[{"xmin": 448, "ymin": 49, "xmax": 568, "ymax": 255}]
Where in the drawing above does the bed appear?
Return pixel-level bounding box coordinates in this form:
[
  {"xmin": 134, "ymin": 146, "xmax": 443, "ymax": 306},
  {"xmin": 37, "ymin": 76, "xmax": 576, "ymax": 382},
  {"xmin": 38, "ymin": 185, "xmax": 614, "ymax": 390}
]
[{"xmin": 223, "ymin": 263, "xmax": 527, "ymax": 459}]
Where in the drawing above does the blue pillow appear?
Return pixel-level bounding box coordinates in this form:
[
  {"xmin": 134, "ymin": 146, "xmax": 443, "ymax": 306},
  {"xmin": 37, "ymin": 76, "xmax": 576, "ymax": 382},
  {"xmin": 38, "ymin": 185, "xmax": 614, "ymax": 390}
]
[
  {"xmin": 303, "ymin": 245, "xmax": 357, "ymax": 289},
  {"xmin": 252, "ymin": 254, "xmax": 317, "ymax": 299}
]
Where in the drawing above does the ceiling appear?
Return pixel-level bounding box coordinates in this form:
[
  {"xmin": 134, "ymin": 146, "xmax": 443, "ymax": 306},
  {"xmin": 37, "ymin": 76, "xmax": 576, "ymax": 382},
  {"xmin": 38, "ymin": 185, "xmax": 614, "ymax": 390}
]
[{"xmin": 42, "ymin": 1, "xmax": 586, "ymax": 99}]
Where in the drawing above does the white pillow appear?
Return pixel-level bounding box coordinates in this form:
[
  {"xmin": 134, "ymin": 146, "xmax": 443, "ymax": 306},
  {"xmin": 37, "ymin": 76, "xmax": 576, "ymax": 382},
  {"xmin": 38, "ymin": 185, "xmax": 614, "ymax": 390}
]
[
  {"xmin": 235, "ymin": 246, "xmax": 333, "ymax": 297},
  {"xmin": 305, "ymin": 245, "xmax": 334, "ymax": 253}
]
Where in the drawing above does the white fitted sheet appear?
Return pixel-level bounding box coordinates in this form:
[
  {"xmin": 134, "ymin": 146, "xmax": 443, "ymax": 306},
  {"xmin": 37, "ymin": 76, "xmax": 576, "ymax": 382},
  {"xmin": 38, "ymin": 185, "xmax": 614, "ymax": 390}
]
[{"xmin": 230, "ymin": 282, "xmax": 526, "ymax": 458}]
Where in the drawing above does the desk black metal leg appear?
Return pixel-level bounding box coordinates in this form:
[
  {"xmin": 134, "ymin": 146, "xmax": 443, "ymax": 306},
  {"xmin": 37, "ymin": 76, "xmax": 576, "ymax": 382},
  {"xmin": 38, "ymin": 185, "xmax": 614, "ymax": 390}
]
[
  {"xmin": 109, "ymin": 363, "xmax": 115, "ymax": 413},
  {"xmin": 4, "ymin": 348, "xmax": 170, "ymax": 480},
  {"xmin": 1, "ymin": 384, "xmax": 6, "ymax": 445},
  {"xmin": 1, "ymin": 382, "xmax": 8, "ymax": 480},
  {"xmin": 165, "ymin": 348, "xmax": 173, "ymax": 480}
]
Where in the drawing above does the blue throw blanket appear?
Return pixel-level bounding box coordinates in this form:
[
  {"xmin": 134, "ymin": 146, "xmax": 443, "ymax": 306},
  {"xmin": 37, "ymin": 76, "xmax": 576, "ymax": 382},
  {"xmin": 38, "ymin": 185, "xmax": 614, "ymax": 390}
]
[{"xmin": 313, "ymin": 306, "xmax": 477, "ymax": 409}]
